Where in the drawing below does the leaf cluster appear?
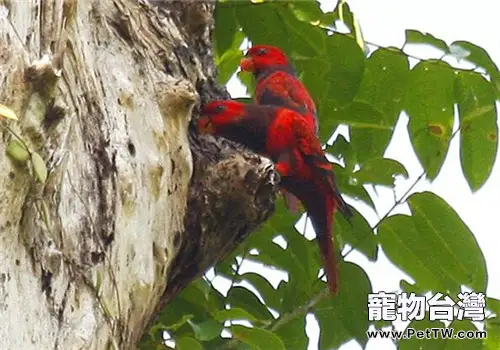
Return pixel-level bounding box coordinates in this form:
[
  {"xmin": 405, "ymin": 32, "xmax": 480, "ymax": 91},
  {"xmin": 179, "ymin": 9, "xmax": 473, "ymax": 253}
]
[{"xmin": 143, "ymin": 1, "xmax": 499, "ymax": 349}]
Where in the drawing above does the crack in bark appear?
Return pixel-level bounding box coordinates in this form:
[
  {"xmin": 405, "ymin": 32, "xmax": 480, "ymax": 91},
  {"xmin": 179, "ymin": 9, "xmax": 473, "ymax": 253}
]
[{"xmin": 79, "ymin": 99, "xmax": 118, "ymax": 263}]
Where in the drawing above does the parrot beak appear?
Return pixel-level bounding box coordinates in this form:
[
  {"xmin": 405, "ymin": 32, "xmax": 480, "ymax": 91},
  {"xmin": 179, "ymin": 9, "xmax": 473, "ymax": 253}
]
[
  {"xmin": 197, "ymin": 117, "xmax": 216, "ymax": 134},
  {"xmin": 240, "ymin": 57, "xmax": 255, "ymax": 72}
]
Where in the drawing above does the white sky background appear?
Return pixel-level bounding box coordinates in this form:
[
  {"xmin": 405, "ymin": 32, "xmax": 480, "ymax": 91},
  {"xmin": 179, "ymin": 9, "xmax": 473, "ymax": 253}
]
[{"xmin": 219, "ymin": 0, "xmax": 500, "ymax": 349}]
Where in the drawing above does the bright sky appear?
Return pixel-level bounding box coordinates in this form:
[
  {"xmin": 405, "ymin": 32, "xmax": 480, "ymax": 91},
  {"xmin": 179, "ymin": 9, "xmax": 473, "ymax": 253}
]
[{"xmin": 222, "ymin": 0, "xmax": 500, "ymax": 349}]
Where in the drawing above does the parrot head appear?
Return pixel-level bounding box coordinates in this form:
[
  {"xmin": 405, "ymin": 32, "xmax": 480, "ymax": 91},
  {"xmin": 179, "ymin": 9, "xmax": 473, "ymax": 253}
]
[
  {"xmin": 197, "ymin": 100, "xmax": 246, "ymax": 135},
  {"xmin": 240, "ymin": 45, "xmax": 290, "ymax": 73},
  {"xmin": 197, "ymin": 100, "xmax": 275, "ymax": 154}
]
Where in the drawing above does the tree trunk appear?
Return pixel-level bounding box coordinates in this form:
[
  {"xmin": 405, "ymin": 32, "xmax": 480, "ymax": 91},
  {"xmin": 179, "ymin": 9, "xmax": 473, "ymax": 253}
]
[{"xmin": 0, "ymin": 1, "xmax": 277, "ymax": 348}]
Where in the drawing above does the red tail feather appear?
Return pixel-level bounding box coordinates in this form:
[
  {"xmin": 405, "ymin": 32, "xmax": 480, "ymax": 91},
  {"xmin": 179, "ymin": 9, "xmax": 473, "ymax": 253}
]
[
  {"xmin": 320, "ymin": 198, "xmax": 338, "ymax": 295},
  {"xmin": 319, "ymin": 232, "xmax": 338, "ymax": 294},
  {"xmin": 306, "ymin": 192, "xmax": 339, "ymax": 295}
]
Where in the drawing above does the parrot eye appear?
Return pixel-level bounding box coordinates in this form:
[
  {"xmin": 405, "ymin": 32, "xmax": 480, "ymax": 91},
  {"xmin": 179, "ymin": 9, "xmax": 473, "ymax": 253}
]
[
  {"xmin": 214, "ymin": 104, "xmax": 226, "ymax": 113},
  {"xmin": 256, "ymin": 48, "xmax": 268, "ymax": 56}
]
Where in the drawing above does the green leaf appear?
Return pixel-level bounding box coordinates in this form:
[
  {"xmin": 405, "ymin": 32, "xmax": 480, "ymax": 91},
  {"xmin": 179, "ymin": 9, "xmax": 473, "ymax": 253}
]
[
  {"xmin": 245, "ymin": 242, "xmax": 291, "ymax": 273},
  {"xmin": 154, "ymin": 282, "xmax": 218, "ymax": 338},
  {"xmin": 336, "ymin": 1, "xmax": 366, "ymax": 52},
  {"xmin": 235, "ymin": 3, "xmax": 288, "ymax": 49},
  {"xmin": 328, "ymin": 138, "xmax": 379, "ymax": 207},
  {"xmin": 138, "ymin": 337, "xmax": 168, "ymax": 350},
  {"xmin": 354, "ymin": 157, "xmax": 409, "ymax": 187},
  {"xmin": 325, "ymin": 100, "xmax": 393, "ymax": 164},
  {"xmin": 279, "ymin": 230, "xmax": 323, "ymax": 311},
  {"xmin": 230, "ymin": 325, "xmax": 286, "ymax": 350},
  {"xmin": 450, "ymin": 41, "xmax": 500, "ymax": 73},
  {"xmin": 164, "ymin": 314, "xmax": 194, "ymax": 332},
  {"xmin": 226, "ymin": 286, "xmax": 274, "ymax": 322},
  {"xmin": 289, "ymin": 1, "xmax": 337, "ymax": 27},
  {"xmin": 349, "ymin": 122, "xmax": 392, "ymax": 166},
  {"xmin": 399, "ymin": 319, "xmax": 446, "ymax": 350},
  {"xmin": 335, "ymin": 205, "xmax": 377, "ymax": 261},
  {"xmin": 332, "ymin": 162, "xmax": 376, "ymax": 210},
  {"xmin": 315, "ymin": 262, "xmax": 372, "ymax": 349},
  {"xmin": 309, "ymin": 34, "xmax": 365, "ymax": 111},
  {"xmin": 405, "ymin": 29, "xmax": 450, "ymax": 53},
  {"xmin": 237, "ymin": 71, "xmax": 256, "ymax": 98},
  {"xmin": 455, "ymin": 71, "xmax": 498, "ymax": 191},
  {"xmin": 264, "ymin": 198, "xmax": 300, "ymax": 236},
  {"xmin": 378, "ymin": 192, "xmax": 487, "ymax": 294},
  {"xmin": 0, "ymin": 103, "xmax": 18, "ymax": 120},
  {"xmin": 400, "ymin": 279, "xmax": 426, "ymax": 296},
  {"xmin": 274, "ymin": 316, "xmax": 308, "ymax": 350},
  {"xmin": 485, "ymin": 311, "xmax": 500, "ymax": 350},
  {"xmin": 328, "ymin": 134, "xmax": 353, "ymax": 165},
  {"xmin": 245, "ymin": 199, "xmax": 302, "ymax": 277},
  {"xmin": 487, "ymin": 297, "xmax": 500, "ymax": 315},
  {"xmin": 297, "ymin": 58, "xmax": 340, "ymax": 140},
  {"xmin": 404, "ymin": 61, "xmax": 455, "ymax": 179},
  {"xmin": 358, "ymin": 48, "xmax": 409, "ymax": 121},
  {"xmin": 176, "ymin": 336, "xmax": 203, "ymax": 350},
  {"xmin": 188, "ymin": 319, "xmax": 223, "ymax": 341},
  {"xmin": 194, "ymin": 278, "xmax": 211, "ymax": 298},
  {"xmin": 324, "ymin": 34, "xmax": 365, "ymax": 105},
  {"xmin": 353, "ymin": 48, "xmax": 409, "ymax": 161},
  {"xmin": 216, "ymin": 46, "xmax": 244, "ymax": 85},
  {"xmin": 296, "ymin": 36, "xmax": 365, "ymax": 141},
  {"xmin": 213, "ymin": 308, "xmax": 259, "ymax": 323},
  {"xmin": 214, "ymin": 255, "xmax": 237, "ymax": 280},
  {"xmin": 450, "ymin": 40, "xmax": 500, "ymax": 93},
  {"xmin": 214, "ymin": 3, "xmax": 239, "ymax": 56},
  {"xmin": 6, "ymin": 139, "xmax": 30, "ymax": 162},
  {"xmin": 380, "ymin": 215, "xmax": 449, "ymax": 292},
  {"xmin": 31, "ymin": 152, "xmax": 48, "ymax": 183},
  {"xmin": 245, "ymin": 218, "xmax": 295, "ymax": 273},
  {"xmin": 288, "ymin": 1, "xmax": 324, "ymax": 23},
  {"xmin": 285, "ymin": 224, "xmax": 319, "ymax": 288},
  {"xmin": 274, "ymin": 4, "xmax": 326, "ymax": 56},
  {"xmin": 409, "ymin": 192, "xmax": 487, "ymax": 292},
  {"xmin": 240, "ymin": 272, "xmax": 281, "ymax": 311},
  {"xmin": 371, "ymin": 318, "xmax": 392, "ymax": 331},
  {"xmin": 236, "ymin": 2, "xmax": 323, "ymax": 56},
  {"xmin": 183, "ymin": 279, "xmax": 224, "ymax": 314}
]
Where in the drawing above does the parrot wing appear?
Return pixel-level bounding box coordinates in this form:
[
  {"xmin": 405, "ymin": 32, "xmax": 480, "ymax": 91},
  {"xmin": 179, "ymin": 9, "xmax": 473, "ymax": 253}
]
[
  {"xmin": 292, "ymin": 121, "xmax": 352, "ymax": 220},
  {"xmin": 257, "ymin": 71, "xmax": 318, "ymax": 134}
]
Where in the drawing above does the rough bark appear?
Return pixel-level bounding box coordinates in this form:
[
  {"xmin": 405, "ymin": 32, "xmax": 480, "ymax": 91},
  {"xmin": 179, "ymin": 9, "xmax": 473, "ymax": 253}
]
[{"xmin": 0, "ymin": 1, "xmax": 277, "ymax": 348}]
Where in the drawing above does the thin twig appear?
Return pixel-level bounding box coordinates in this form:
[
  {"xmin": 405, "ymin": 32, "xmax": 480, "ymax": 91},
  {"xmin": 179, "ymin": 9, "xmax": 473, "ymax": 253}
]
[
  {"xmin": 317, "ymin": 25, "xmax": 481, "ymax": 74},
  {"xmin": 271, "ymin": 287, "xmax": 330, "ymax": 332},
  {"xmin": 342, "ymin": 126, "xmax": 462, "ymax": 260},
  {"xmin": 341, "ymin": 169, "xmax": 426, "ymax": 260},
  {"xmin": 221, "ymin": 286, "xmax": 330, "ymax": 349},
  {"xmin": 1, "ymin": 123, "xmax": 32, "ymax": 154}
]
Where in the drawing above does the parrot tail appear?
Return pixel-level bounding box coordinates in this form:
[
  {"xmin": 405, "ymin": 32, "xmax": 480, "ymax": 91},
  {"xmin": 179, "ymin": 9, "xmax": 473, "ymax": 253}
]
[
  {"xmin": 308, "ymin": 193, "xmax": 339, "ymax": 295},
  {"xmin": 280, "ymin": 176, "xmax": 340, "ymax": 295}
]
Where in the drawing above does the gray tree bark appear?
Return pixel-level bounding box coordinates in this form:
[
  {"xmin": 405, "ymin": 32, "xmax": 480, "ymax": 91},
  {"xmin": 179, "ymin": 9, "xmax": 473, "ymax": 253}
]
[{"xmin": 0, "ymin": 1, "xmax": 277, "ymax": 348}]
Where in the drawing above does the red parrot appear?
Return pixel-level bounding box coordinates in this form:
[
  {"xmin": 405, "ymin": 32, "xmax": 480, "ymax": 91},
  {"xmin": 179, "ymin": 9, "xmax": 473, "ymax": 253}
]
[
  {"xmin": 240, "ymin": 45, "xmax": 318, "ymax": 133},
  {"xmin": 197, "ymin": 100, "xmax": 352, "ymax": 295},
  {"xmin": 240, "ymin": 45, "xmax": 319, "ymax": 211}
]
